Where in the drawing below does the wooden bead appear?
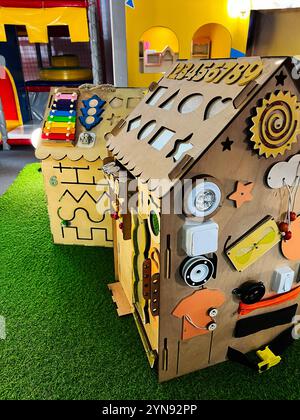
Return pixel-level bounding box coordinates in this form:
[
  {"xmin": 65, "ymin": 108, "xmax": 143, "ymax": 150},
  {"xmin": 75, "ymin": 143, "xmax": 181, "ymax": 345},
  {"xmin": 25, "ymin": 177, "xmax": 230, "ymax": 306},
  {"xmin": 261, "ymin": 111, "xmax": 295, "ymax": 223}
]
[
  {"xmin": 111, "ymin": 212, "xmax": 119, "ymax": 220},
  {"xmin": 279, "ymin": 222, "xmax": 289, "ymax": 233},
  {"xmin": 284, "ymin": 231, "xmax": 293, "ymax": 241}
]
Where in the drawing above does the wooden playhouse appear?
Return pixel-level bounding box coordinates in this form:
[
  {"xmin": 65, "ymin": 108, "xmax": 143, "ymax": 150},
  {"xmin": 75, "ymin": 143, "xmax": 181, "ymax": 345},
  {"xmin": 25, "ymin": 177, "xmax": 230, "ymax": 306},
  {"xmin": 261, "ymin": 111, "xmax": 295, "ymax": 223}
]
[
  {"xmin": 104, "ymin": 56, "xmax": 300, "ymax": 381},
  {"xmin": 36, "ymin": 85, "xmax": 144, "ymax": 246}
]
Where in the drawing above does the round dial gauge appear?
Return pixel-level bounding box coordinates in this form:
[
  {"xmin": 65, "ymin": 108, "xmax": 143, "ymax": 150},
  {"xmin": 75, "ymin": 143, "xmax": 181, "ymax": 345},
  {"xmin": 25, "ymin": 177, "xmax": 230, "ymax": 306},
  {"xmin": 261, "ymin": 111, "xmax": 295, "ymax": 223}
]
[{"xmin": 184, "ymin": 176, "xmax": 223, "ymax": 220}]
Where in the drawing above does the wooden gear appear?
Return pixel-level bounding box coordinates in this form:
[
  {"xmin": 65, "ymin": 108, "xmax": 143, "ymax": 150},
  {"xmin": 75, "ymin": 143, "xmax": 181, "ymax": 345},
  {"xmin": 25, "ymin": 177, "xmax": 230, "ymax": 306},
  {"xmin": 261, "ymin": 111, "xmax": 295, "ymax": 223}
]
[{"xmin": 250, "ymin": 91, "xmax": 300, "ymax": 158}]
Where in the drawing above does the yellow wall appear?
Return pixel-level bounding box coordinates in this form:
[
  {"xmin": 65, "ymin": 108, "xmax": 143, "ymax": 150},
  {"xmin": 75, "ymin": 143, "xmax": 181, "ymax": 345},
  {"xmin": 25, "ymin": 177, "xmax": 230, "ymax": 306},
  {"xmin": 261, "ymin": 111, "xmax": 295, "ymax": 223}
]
[
  {"xmin": 210, "ymin": 24, "xmax": 232, "ymax": 58},
  {"xmin": 141, "ymin": 27, "xmax": 179, "ymax": 53},
  {"xmin": 126, "ymin": 0, "xmax": 250, "ymax": 87},
  {"xmin": 0, "ymin": 7, "xmax": 89, "ymax": 43},
  {"xmin": 192, "ymin": 23, "xmax": 232, "ymax": 59}
]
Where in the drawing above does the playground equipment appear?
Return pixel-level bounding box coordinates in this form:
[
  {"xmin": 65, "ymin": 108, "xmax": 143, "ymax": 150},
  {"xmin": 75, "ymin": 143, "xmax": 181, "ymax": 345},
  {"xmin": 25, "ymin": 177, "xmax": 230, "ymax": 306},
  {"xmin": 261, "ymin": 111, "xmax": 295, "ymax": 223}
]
[{"xmin": 0, "ymin": 0, "xmax": 102, "ymax": 147}]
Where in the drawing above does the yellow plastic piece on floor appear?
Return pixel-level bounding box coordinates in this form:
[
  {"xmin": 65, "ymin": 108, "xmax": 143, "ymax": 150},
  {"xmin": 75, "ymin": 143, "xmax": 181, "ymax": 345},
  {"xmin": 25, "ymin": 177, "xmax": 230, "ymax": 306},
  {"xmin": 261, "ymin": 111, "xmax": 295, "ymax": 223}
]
[
  {"xmin": 256, "ymin": 346, "xmax": 281, "ymax": 373},
  {"xmin": 0, "ymin": 7, "xmax": 89, "ymax": 43}
]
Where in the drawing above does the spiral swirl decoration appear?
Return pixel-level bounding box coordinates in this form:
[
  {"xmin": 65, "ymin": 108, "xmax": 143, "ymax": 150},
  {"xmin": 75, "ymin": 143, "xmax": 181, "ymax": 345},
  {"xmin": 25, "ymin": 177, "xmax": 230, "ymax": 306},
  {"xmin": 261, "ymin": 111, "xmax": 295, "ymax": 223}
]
[{"xmin": 250, "ymin": 91, "xmax": 300, "ymax": 158}]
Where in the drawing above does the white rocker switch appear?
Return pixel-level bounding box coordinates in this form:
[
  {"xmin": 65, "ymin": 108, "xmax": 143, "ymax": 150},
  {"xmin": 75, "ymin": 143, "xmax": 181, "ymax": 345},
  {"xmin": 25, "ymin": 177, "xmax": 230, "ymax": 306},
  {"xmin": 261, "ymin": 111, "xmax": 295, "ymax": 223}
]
[
  {"xmin": 181, "ymin": 220, "xmax": 219, "ymax": 257},
  {"xmin": 272, "ymin": 266, "xmax": 295, "ymax": 294}
]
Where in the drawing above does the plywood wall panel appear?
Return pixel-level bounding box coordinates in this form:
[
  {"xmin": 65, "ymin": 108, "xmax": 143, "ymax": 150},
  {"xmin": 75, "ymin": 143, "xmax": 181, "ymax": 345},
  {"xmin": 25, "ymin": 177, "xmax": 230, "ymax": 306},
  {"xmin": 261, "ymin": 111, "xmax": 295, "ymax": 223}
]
[
  {"xmin": 42, "ymin": 157, "xmax": 113, "ymax": 247},
  {"xmin": 158, "ymin": 65, "xmax": 300, "ymax": 381}
]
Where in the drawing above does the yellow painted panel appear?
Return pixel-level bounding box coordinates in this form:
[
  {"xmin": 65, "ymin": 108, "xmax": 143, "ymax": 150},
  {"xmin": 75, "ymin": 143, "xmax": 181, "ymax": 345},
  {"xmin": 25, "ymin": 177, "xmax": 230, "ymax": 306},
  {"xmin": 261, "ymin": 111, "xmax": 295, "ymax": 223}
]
[
  {"xmin": 0, "ymin": 7, "xmax": 89, "ymax": 43},
  {"xmin": 0, "ymin": 23, "xmax": 6, "ymax": 41},
  {"xmin": 5, "ymin": 120, "xmax": 20, "ymax": 131},
  {"xmin": 112, "ymin": 178, "xmax": 161, "ymax": 352},
  {"xmin": 226, "ymin": 217, "xmax": 281, "ymax": 272}
]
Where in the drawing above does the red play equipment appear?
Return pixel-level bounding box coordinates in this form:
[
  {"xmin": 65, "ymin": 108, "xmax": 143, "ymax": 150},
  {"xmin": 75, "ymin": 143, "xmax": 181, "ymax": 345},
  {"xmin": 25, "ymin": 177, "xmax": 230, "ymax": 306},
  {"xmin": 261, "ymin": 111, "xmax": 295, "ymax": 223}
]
[
  {"xmin": 0, "ymin": 1, "xmax": 88, "ymax": 7},
  {"xmin": 0, "ymin": 66, "xmax": 26, "ymax": 146},
  {"xmin": 0, "ymin": 70, "xmax": 19, "ymax": 122}
]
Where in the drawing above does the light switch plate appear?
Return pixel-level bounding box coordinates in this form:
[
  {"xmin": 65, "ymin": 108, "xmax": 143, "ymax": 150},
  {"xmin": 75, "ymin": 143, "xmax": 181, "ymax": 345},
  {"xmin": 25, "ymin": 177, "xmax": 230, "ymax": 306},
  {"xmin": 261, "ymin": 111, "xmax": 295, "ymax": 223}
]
[
  {"xmin": 182, "ymin": 220, "xmax": 219, "ymax": 257},
  {"xmin": 272, "ymin": 266, "xmax": 295, "ymax": 294}
]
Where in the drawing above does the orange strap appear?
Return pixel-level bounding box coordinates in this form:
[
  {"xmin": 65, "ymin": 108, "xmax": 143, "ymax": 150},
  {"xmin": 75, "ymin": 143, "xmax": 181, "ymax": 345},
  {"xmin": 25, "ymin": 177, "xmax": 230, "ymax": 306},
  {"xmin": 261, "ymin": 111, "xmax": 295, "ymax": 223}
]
[{"xmin": 238, "ymin": 286, "xmax": 300, "ymax": 316}]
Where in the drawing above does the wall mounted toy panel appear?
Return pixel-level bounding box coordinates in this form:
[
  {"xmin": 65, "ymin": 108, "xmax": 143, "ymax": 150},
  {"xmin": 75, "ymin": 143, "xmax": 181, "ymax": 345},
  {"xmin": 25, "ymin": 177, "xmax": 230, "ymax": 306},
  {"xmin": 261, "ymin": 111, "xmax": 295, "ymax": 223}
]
[
  {"xmin": 105, "ymin": 56, "xmax": 300, "ymax": 382},
  {"xmin": 36, "ymin": 86, "xmax": 145, "ymax": 246},
  {"xmin": 102, "ymin": 169, "xmax": 161, "ymax": 365}
]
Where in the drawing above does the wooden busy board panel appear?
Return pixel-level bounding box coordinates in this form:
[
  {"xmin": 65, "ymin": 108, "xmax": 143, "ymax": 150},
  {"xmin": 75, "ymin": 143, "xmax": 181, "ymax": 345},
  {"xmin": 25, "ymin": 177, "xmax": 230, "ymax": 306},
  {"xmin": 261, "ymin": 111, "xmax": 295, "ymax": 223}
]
[
  {"xmin": 107, "ymin": 58, "xmax": 285, "ymax": 197},
  {"xmin": 41, "ymin": 157, "xmax": 114, "ymax": 247},
  {"xmin": 36, "ymin": 86, "xmax": 145, "ymax": 162},
  {"xmin": 157, "ymin": 62, "xmax": 300, "ymax": 381}
]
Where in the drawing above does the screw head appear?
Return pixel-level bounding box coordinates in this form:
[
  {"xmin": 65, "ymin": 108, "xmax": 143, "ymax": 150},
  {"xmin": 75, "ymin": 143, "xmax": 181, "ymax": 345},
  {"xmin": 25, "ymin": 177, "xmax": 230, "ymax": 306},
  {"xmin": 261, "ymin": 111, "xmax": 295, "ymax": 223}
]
[{"xmin": 49, "ymin": 176, "xmax": 58, "ymax": 187}]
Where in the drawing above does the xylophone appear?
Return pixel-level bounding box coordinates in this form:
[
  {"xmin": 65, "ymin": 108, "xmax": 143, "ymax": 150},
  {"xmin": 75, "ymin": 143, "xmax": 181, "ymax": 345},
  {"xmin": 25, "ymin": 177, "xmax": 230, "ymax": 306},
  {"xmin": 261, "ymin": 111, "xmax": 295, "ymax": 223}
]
[{"xmin": 41, "ymin": 91, "xmax": 78, "ymax": 146}]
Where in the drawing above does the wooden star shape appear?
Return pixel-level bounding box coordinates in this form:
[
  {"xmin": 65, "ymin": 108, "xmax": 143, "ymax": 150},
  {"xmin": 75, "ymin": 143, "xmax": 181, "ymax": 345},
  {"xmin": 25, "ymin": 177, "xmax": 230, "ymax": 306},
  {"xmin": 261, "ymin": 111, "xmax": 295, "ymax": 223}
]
[
  {"xmin": 275, "ymin": 71, "xmax": 287, "ymax": 86},
  {"xmin": 221, "ymin": 137, "xmax": 234, "ymax": 152},
  {"xmin": 228, "ymin": 181, "xmax": 254, "ymax": 208}
]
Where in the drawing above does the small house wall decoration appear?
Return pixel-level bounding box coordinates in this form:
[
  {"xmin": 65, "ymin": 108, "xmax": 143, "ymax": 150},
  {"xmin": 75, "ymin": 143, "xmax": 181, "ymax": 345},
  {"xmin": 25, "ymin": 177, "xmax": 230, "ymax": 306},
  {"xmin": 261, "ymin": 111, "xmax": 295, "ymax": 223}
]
[
  {"xmin": 141, "ymin": 44, "xmax": 178, "ymax": 74},
  {"xmin": 105, "ymin": 57, "xmax": 300, "ymax": 381},
  {"xmin": 36, "ymin": 85, "xmax": 144, "ymax": 247}
]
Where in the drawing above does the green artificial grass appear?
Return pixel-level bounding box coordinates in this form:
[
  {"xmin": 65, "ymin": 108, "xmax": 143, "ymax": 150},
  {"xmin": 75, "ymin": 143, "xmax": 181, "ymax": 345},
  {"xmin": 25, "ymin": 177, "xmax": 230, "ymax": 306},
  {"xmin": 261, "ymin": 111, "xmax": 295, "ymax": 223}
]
[{"xmin": 0, "ymin": 163, "xmax": 300, "ymax": 400}]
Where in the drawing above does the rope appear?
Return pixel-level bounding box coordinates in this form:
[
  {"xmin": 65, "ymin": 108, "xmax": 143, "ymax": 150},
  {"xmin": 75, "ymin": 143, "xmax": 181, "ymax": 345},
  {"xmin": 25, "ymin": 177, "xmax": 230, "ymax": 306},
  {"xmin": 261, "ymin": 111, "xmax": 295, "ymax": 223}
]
[
  {"xmin": 292, "ymin": 162, "xmax": 300, "ymax": 211},
  {"xmin": 282, "ymin": 163, "xmax": 300, "ymax": 226},
  {"xmin": 184, "ymin": 315, "xmax": 206, "ymax": 330}
]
